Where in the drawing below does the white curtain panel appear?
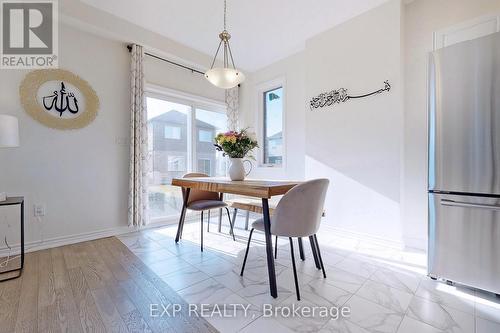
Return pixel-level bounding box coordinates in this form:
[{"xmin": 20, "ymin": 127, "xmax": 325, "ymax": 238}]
[
  {"xmin": 128, "ymin": 44, "xmax": 149, "ymax": 227},
  {"xmin": 226, "ymin": 86, "xmax": 239, "ymax": 131}
]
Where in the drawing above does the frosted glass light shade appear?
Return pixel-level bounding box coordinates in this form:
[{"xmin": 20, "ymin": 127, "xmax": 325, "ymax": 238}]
[
  {"xmin": 0, "ymin": 114, "xmax": 20, "ymax": 148},
  {"xmin": 205, "ymin": 68, "xmax": 245, "ymax": 89}
]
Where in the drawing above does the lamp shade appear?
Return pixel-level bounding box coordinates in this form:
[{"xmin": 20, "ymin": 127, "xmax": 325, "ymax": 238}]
[
  {"xmin": 205, "ymin": 68, "xmax": 245, "ymax": 89},
  {"xmin": 0, "ymin": 114, "xmax": 20, "ymax": 148}
]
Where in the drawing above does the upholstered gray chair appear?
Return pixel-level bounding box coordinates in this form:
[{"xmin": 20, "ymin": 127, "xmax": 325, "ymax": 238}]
[
  {"xmin": 240, "ymin": 179, "xmax": 329, "ymax": 300},
  {"xmin": 181, "ymin": 173, "xmax": 235, "ymax": 251}
]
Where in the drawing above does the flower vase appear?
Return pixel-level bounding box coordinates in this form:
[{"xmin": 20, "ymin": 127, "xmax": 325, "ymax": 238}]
[{"xmin": 229, "ymin": 158, "xmax": 251, "ymax": 181}]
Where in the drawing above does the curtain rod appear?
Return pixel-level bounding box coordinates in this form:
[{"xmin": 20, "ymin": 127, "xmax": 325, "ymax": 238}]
[{"xmin": 127, "ymin": 45, "xmax": 205, "ymax": 75}]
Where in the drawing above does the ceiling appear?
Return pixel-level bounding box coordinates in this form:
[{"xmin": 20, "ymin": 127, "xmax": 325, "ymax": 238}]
[{"xmin": 80, "ymin": 0, "xmax": 389, "ymax": 72}]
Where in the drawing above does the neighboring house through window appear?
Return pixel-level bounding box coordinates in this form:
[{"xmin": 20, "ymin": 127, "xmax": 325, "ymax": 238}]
[
  {"xmin": 198, "ymin": 158, "xmax": 211, "ymax": 175},
  {"xmin": 164, "ymin": 125, "xmax": 181, "ymax": 139},
  {"xmin": 168, "ymin": 156, "xmax": 186, "ymax": 172},
  {"xmin": 199, "ymin": 129, "xmax": 213, "ymax": 142},
  {"xmin": 145, "ymin": 89, "xmax": 228, "ymax": 221}
]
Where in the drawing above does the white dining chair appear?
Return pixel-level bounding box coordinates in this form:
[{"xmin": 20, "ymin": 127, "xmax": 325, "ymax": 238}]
[{"xmin": 240, "ymin": 178, "xmax": 329, "ymax": 300}]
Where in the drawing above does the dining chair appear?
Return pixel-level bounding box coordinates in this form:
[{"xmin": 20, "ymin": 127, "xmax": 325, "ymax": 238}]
[
  {"xmin": 181, "ymin": 173, "xmax": 235, "ymax": 251},
  {"xmin": 239, "ymin": 178, "xmax": 329, "ymax": 300}
]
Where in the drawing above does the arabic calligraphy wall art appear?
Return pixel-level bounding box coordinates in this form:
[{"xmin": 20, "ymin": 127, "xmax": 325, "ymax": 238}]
[
  {"xmin": 19, "ymin": 69, "xmax": 99, "ymax": 130},
  {"xmin": 309, "ymin": 81, "xmax": 391, "ymax": 110}
]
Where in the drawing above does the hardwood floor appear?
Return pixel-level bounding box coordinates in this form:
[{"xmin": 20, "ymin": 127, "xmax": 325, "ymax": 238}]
[{"xmin": 0, "ymin": 237, "xmax": 217, "ymax": 333}]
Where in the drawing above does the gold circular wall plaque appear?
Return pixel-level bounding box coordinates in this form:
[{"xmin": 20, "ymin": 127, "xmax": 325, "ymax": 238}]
[{"xmin": 19, "ymin": 69, "xmax": 99, "ymax": 130}]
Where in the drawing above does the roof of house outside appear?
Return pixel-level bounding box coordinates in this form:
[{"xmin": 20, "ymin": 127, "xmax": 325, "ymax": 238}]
[
  {"xmin": 268, "ymin": 131, "xmax": 283, "ymax": 140},
  {"xmin": 149, "ymin": 110, "xmax": 215, "ymax": 129}
]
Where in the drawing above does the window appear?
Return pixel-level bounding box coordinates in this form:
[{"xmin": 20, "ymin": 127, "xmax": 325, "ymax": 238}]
[
  {"xmin": 168, "ymin": 156, "xmax": 186, "ymax": 171},
  {"xmin": 198, "ymin": 129, "xmax": 213, "ymax": 143},
  {"xmin": 198, "ymin": 158, "xmax": 211, "ymax": 175},
  {"xmin": 146, "ymin": 97, "xmax": 190, "ymax": 220},
  {"xmin": 196, "ymin": 108, "xmax": 228, "ymax": 176},
  {"xmin": 164, "ymin": 125, "xmax": 181, "ymax": 139},
  {"xmin": 263, "ymin": 86, "xmax": 283, "ymax": 166},
  {"xmin": 145, "ymin": 89, "xmax": 227, "ymax": 221}
]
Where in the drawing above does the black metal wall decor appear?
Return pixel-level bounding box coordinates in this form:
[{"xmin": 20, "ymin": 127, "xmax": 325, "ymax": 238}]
[
  {"xmin": 42, "ymin": 82, "xmax": 80, "ymax": 117},
  {"xmin": 309, "ymin": 80, "xmax": 391, "ymax": 110}
]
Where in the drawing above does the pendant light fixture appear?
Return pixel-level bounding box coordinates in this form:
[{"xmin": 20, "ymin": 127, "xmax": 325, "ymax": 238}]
[{"xmin": 205, "ymin": 0, "xmax": 245, "ymax": 89}]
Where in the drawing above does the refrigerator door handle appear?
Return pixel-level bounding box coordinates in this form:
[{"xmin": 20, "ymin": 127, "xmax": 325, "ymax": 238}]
[{"xmin": 441, "ymin": 199, "xmax": 500, "ymax": 211}]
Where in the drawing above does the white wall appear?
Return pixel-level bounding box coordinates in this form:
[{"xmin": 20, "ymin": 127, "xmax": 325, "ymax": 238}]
[
  {"xmin": 3, "ymin": 0, "xmax": 498, "ymax": 252},
  {"xmin": 240, "ymin": 0, "xmax": 405, "ymax": 245},
  {"xmin": 239, "ymin": 0, "xmax": 500, "ymax": 250},
  {"xmin": 0, "ymin": 1, "xmax": 224, "ymax": 251},
  {"xmin": 239, "ymin": 52, "xmax": 306, "ymax": 181},
  {"xmin": 145, "ymin": 58, "xmax": 223, "ymax": 102},
  {"xmin": 305, "ymin": 0, "xmax": 404, "ymax": 244},
  {"xmin": 402, "ymin": 0, "xmax": 500, "ymax": 248},
  {"xmin": 240, "ymin": 0, "xmax": 405, "ymax": 246},
  {"xmin": 0, "ymin": 24, "xmax": 130, "ymax": 250}
]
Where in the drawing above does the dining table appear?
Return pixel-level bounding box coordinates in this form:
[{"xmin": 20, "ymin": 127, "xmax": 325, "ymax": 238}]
[{"xmin": 171, "ymin": 177, "xmax": 301, "ymax": 298}]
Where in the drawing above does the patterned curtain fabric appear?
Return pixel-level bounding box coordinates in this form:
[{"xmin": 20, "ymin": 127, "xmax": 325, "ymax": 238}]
[
  {"xmin": 226, "ymin": 86, "xmax": 239, "ymax": 131},
  {"xmin": 128, "ymin": 44, "xmax": 148, "ymax": 227}
]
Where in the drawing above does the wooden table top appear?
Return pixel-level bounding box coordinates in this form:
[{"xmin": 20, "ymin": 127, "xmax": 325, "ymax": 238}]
[{"xmin": 171, "ymin": 177, "xmax": 301, "ymax": 198}]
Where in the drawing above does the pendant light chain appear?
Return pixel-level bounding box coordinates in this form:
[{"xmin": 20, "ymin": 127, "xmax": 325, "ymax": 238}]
[
  {"xmin": 205, "ymin": 0, "xmax": 245, "ymax": 88},
  {"xmin": 224, "ymin": 0, "xmax": 227, "ymax": 31}
]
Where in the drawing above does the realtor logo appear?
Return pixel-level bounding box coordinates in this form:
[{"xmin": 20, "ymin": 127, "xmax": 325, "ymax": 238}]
[{"xmin": 1, "ymin": 0, "xmax": 58, "ymax": 69}]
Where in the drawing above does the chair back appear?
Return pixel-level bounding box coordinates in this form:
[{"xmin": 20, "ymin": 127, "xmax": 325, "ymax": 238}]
[
  {"xmin": 182, "ymin": 173, "xmax": 220, "ymax": 205},
  {"xmin": 271, "ymin": 179, "xmax": 329, "ymax": 237}
]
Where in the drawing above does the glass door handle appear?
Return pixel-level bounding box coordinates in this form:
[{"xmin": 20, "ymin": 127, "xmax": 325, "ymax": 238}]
[{"xmin": 441, "ymin": 199, "xmax": 500, "ymax": 211}]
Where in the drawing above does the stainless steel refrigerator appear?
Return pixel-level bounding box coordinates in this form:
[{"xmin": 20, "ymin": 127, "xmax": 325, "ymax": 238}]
[{"xmin": 428, "ymin": 31, "xmax": 500, "ymax": 294}]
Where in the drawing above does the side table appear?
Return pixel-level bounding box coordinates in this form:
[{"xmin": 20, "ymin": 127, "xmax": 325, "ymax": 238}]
[{"xmin": 0, "ymin": 196, "xmax": 24, "ymax": 281}]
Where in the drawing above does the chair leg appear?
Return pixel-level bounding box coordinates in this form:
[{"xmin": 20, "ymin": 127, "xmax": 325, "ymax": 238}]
[
  {"xmin": 309, "ymin": 235, "xmax": 321, "ymax": 269},
  {"xmin": 232, "ymin": 208, "xmax": 238, "ymax": 228},
  {"xmin": 225, "ymin": 207, "xmax": 236, "ymax": 241},
  {"xmin": 314, "ymin": 235, "xmax": 327, "ymax": 278},
  {"xmin": 274, "ymin": 235, "xmax": 278, "ymax": 259},
  {"xmin": 200, "ymin": 211, "xmax": 204, "ymax": 252},
  {"xmin": 240, "ymin": 228, "xmax": 254, "ymax": 276},
  {"xmin": 244, "ymin": 211, "xmax": 250, "ymax": 230},
  {"xmin": 298, "ymin": 237, "xmax": 305, "ymax": 261},
  {"xmin": 289, "ymin": 237, "xmax": 301, "ymax": 301},
  {"xmin": 207, "ymin": 210, "xmax": 211, "ymax": 232},
  {"xmin": 218, "ymin": 208, "xmax": 222, "ymax": 232}
]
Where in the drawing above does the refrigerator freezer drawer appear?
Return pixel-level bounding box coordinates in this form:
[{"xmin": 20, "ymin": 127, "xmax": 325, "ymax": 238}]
[{"xmin": 428, "ymin": 193, "xmax": 500, "ymax": 294}]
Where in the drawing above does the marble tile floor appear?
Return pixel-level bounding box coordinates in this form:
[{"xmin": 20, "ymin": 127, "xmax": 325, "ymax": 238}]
[{"xmin": 118, "ymin": 217, "xmax": 500, "ymax": 333}]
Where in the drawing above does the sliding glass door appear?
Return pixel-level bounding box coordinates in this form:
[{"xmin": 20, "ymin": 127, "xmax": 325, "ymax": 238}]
[
  {"xmin": 195, "ymin": 108, "xmax": 228, "ymax": 177},
  {"xmin": 146, "ymin": 91, "xmax": 227, "ymax": 221}
]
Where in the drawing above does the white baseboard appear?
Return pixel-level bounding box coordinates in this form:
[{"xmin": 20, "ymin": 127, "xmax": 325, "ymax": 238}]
[
  {"xmin": 402, "ymin": 236, "xmax": 427, "ymax": 251},
  {"xmin": 324, "ymin": 225, "xmax": 427, "ymax": 252},
  {"xmin": 323, "ymin": 225, "xmax": 407, "ymax": 250},
  {"xmin": 0, "ymin": 219, "xmax": 178, "ymax": 257}
]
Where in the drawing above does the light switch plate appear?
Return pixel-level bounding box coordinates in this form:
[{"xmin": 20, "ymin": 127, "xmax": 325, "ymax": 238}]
[{"xmin": 34, "ymin": 204, "xmax": 46, "ymax": 217}]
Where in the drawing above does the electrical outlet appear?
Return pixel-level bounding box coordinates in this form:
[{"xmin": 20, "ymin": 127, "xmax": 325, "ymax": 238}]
[{"xmin": 34, "ymin": 204, "xmax": 46, "ymax": 217}]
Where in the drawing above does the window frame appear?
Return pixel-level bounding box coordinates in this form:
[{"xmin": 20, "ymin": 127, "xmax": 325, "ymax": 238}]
[{"xmin": 256, "ymin": 77, "xmax": 286, "ymax": 169}]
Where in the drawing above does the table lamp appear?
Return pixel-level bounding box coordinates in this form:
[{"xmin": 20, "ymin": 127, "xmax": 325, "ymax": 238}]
[{"xmin": 0, "ymin": 114, "xmax": 20, "ymax": 202}]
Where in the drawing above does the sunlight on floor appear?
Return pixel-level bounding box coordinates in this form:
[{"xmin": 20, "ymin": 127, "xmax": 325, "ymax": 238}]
[{"xmin": 120, "ymin": 218, "xmax": 500, "ymax": 333}]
